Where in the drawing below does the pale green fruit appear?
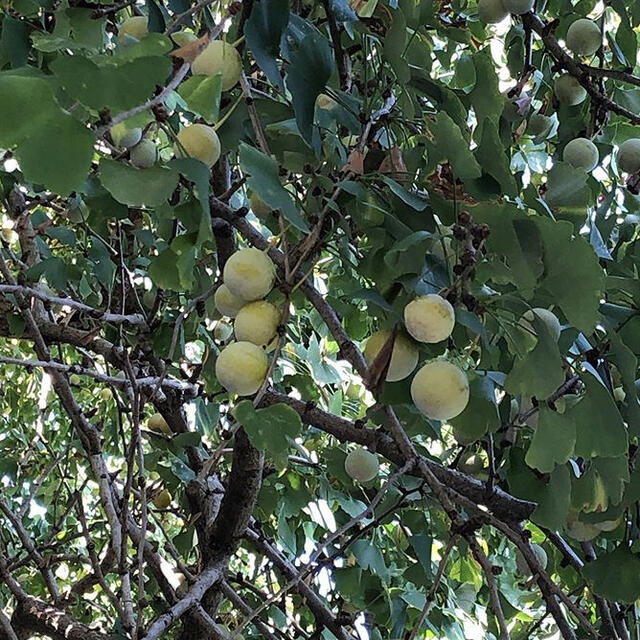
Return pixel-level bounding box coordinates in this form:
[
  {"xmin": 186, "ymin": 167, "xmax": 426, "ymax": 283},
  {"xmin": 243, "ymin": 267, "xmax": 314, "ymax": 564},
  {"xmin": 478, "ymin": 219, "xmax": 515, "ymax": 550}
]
[
  {"xmin": 215, "ymin": 341, "xmax": 269, "ymax": 396},
  {"xmin": 174, "ymin": 124, "xmax": 221, "ymax": 168},
  {"xmin": 249, "ymin": 192, "xmax": 271, "ymax": 217},
  {"xmin": 171, "ymin": 30, "xmax": 197, "ymax": 47},
  {"xmin": 99, "ymin": 388, "xmax": 112, "ymax": 401},
  {"xmin": 614, "ymin": 386, "xmax": 626, "ymax": 402},
  {"xmin": 213, "ymin": 320, "xmax": 233, "ymax": 341},
  {"xmin": 404, "ymin": 294, "xmax": 455, "ymax": 344},
  {"xmin": 316, "ymin": 93, "xmax": 338, "ymax": 110},
  {"xmin": 344, "ymin": 448, "xmax": 379, "ymax": 482},
  {"xmin": 192, "ymin": 40, "xmax": 242, "ymax": 91},
  {"xmin": 527, "ymin": 113, "xmax": 553, "ymax": 137},
  {"xmin": 110, "ymin": 122, "xmax": 143, "ymax": 148},
  {"xmin": 520, "ymin": 307, "xmax": 561, "ymax": 342},
  {"xmin": 214, "ymin": 284, "xmax": 247, "ymax": 318},
  {"xmin": 478, "ymin": 0, "xmax": 509, "ymax": 23},
  {"xmin": 617, "ymin": 139, "xmax": 640, "ymax": 174},
  {"xmin": 345, "ymin": 382, "xmax": 362, "ymax": 400},
  {"xmin": 153, "ymin": 489, "xmax": 172, "ymax": 509},
  {"xmin": 130, "ymin": 139, "xmax": 157, "ymax": 168},
  {"xmin": 566, "ymin": 18, "xmax": 601, "ymax": 57},
  {"xmin": 1, "ymin": 225, "xmax": 17, "ymax": 244},
  {"xmin": 363, "ymin": 330, "xmax": 419, "ymax": 383},
  {"xmin": 234, "ymin": 300, "xmax": 281, "ymax": 347},
  {"xmin": 516, "ymin": 543, "xmax": 547, "ymax": 576},
  {"xmin": 554, "ymin": 74, "xmax": 587, "ymax": 105},
  {"xmin": 563, "ymin": 137, "xmax": 599, "ymax": 171},
  {"xmin": 223, "ymin": 248, "xmax": 276, "ymax": 301},
  {"xmin": 142, "ymin": 290, "xmax": 156, "ymax": 309},
  {"xmin": 411, "ymin": 361, "xmax": 469, "ymax": 421},
  {"xmin": 503, "ymin": 0, "xmax": 534, "ymax": 14},
  {"xmin": 69, "ymin": 374, "xmax": 82, "ymax": 386},
  {"xmin": 147, "ymin": 413, "xmax": 171, "ymax": 435},
  {"xmin": 118, "ymin": 16, "xmax": 148, "ymax": 44},
  {"xmin": 458, "ymin": 454, "xmax": 485, "ymax": 474}
]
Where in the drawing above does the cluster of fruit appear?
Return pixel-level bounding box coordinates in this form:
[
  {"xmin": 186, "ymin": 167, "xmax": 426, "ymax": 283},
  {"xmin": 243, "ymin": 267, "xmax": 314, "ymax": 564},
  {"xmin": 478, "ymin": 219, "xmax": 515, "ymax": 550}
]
[{"xmin": 110, "ymin": 18, "xmax": 244, "ymax": 169}]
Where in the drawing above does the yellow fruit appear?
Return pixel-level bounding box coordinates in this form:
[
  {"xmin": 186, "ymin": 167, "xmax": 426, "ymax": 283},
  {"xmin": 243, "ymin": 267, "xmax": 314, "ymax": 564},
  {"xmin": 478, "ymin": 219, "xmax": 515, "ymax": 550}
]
[
  {"xmin": 175, "ymin": 124, "xmax": 221, "ymax": 168},
  {"xmin": 99, "ymin": 388, "xmax": 112, "ymax": 401},
  {"xmin": 562, "ymin": 137, "xmax": 598, "ymax": 171},
  {"xmin": 516, "ymin": 543, "xmax": 547, "ymax": 576},
  {"xmin": 617, "ymin": 139, "xmax": 640, "ymax": 174},
  {"xmin": 192, "ymin": 40, "xmax": 242, "ymax": 91},
  {"xmin": 223, "ymin": 248, "xmax": 276, "ymax": 302},
  {"xmin": 478, "ymin": 0, "xmax": 509, "ymax": 23},
  {"xmin": 520, "ymin": 308, "xmax": 561, "ymax": 342},
  {"xmin": 363, "ymin": 330, "xmax": 419, "ymax": 383},
  {"xmin": 215, "ymin": 341, "xmax": 269, "ymax": 396},
  {"xmin": 130, "ymin": 139, "xmax": 157, "ymax": 168},
  {"xmin": 110, "ymin": 122, "xmax": 143, "ymax": 148},
  {"xmin": 234, "ymin": 300, "xmax": 281, "ymax": 347},
  {"xmin": 344, "ymin": 448, "xmax": 379, "ymax": 482},
  {"xmin": 404, "ymin": 294, "xmax": 455, "ymax": 344},
  {"xmin": 118, "ymin": 16, "xmax": 148, "ymax": 44},
  {"xmin": 147, "ymin": 412, "xmax": 171, "ymax": 435},
  {"xmin": 554, "ymin": 74, "xmax": 587, "ymax": 105},
  {"xmin": 249, "ymin": 192, "xmax": 271, "ymax": 217},
  {"xmin": 153, "ymin": 489, "xmax": 172, "ymax": 509},
  {"xmin": 213, "ymin": 320, "xmax": 233, "ymax": 341},
  {"xmin": 503, "ymin": 0, "xmax": 534, "ymax": 14},
  {"xmin": 214, "ymin": 284, "xmax": 247, "ymax": 318},
  {"xmin": 411, "ymin": 361, "xmax": 470, "ymax": 421},
  {"xmin": 316, "ymin": 93, "xmax": 338, "ymax": 110},
  {"xmin": 566, "ymin": 18, "xmax": 601, "ymax": 57}
]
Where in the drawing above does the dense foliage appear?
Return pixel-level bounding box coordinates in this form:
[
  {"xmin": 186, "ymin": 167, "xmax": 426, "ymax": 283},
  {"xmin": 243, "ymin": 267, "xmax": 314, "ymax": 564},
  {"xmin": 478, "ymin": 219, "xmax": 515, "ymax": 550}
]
[{"xmin": 0, "ymin": 0, "xmax": 640, "ymax": 639}]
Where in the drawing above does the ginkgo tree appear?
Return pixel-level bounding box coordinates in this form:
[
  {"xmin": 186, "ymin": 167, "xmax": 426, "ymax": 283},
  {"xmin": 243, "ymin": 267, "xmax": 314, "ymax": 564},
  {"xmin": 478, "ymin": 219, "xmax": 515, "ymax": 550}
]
[{"xmin": 0, "ymin": 0, "xmax": 640, "ymax": 639}]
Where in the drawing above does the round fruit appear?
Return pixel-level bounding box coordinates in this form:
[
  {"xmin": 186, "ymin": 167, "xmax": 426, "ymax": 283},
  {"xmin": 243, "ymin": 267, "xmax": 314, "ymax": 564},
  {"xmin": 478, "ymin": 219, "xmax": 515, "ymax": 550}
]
[
  {"xmin": 142, "ymin": 290, "xmax": 156, "ymax": 309},
  {"xmin": 617, "ymin": 138, "xmax": 640, "ymax": 174},
  {"xmin": 153, "ymin": 489, "xmax": 172, "ymax": 509},
  {"xmin": 404, "ymin": 294, "xmax": 455, "ymax": 344},
  {"xmin": 171, "ymin": 30, "xmax": 197, "ymax": 47},
  {"xmin": 554, "ymin": 74, "xmax": 587, "ymax": 105},
  {"xmin": 614, "ymin": 386, "xmax": 626, "ymax": 402},
  {"xmin": 249, "ymin": 192, "xmax": 271, "ymax": 217},
  {"xmin": 503, "ymin": 0, "xmax": 534, "ymax": 14},
  {"xmin": 223, "ymin": 248, "xmax": 276, "ymax": 302},
  {"xmin": 344, "ymin": 448, "xmax": 379, "ymax": 482},
  {"xmin": 213, "ymin": 320, "xmax": 233, "ymax": 341},
  {"xmin": 516, "ymin": 542, "xmax": 547, "ymax": 576},
  {"xmin": 411, "ymin": 361, "xmax": 470, "ymax": 421},
  {"xmin": 215, "ymin": 341, "xmax": 269, "ymax": 396},
  {"xmin": 345, "ymin": 382, "xmax": 362, "ymax": 400},
  {"xmin": 363, "ymin": 331, "xmax": 419, "ymax": 383},
  {"xmin": 234, "ymin": 300, "xmax": 281, "ymax": 347},
  {"xmin": 527, "ymin": 113, "xmax": 553, "ymax": 137},
  {"xmin": 148, "ymin": 412, "xmax": 171, "ymax": 435},
  {"xmin": 192, "ymin": 40, "xmax": 242, "ymax": 91},
  {"xmin": 174, "ymin": 124, "xmax": 221, "ymax": 168},
  {"xmin": 1, "ymin": 225, "xmax": 17, "ymax": 244},
  {"xmin": 130, "ymin": 139, "xmax": 157, "ymax": 168},
  {"xmin": 214, "ymin": 284, "xmax": 247, "ymax": 318},
  {"xmin": 118, "ymin": 16, "xmax": 148, "ymax": 44},
  {"xmin": 478, "ymin": 0, "xmax": 509, "ymax": 24},
  {"xmin": 110, "ymin": 122, "xmax": 143, "ymax": 149},
  {"xmin": 99, "ymin": 388, "xmax": 112, "ymax": 401},
  {"xmin": 69, "ymin": 374, "xmax": 82, "ymax": 386},
  {"xmin": 316, "ymin": 93, "xmax": 338, "ymax": 110},
  {"xmin": 562, "ymin": 137, "xmax": 598, "ymax": 171},
  {"xmin": 520, "ymin": 308, "xmax": 561, "ymax": 342},
  {"xmin": 566, "ymin": 18, "xmax": 601, "ymax": 57},
  {"xmin": 458, "ymin": 454, "xmax": 485, "ymax": 474}
]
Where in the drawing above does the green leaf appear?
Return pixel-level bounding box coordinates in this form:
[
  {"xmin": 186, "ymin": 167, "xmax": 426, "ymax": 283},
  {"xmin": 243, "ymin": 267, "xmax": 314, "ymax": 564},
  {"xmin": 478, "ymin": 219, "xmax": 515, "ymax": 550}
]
[
  {"xmin": 474, "ymin": 118, "xmax": 518, "ymax": 196},
  {"xmin": 426, "ymin": 112, "xmax": 481, "ymax": 181},
  {"xmin": 245, "ymin": 0, "xmax": 290, "ymax": 90},
  {"xmin": 583, "ymin": 547, "xmax": 640, "ymax": 604},
  {"xmin": 0, "ymin": 16, "xmax": 30, "ymax": 68},
  {"xmin": 505, "ymin": 315, "xmax": 564, "ymax": 398},
  {"xmin": 525, "ymin": 406, "xmax": 576, "ymax": 474},
  {"xmin": 169, "ymin": 158, "xmax": 212, "ymax": 245},
  {"xmin": 177, "ymin": 74, "xmax": 222, "ymax": 123},
  {"xmin": 0, "ymin": 75, "xmax": 94, "ymax": 194},
  {"xmin": 99, "ymin": 158, "xmax": 179, "ymax": 207},
  {"xmin": 573, "ymin": 456, "xmax": 629, "ymax": 513},
  {"xmin": 571, "ymin": 372, "xmax": 628, "ymax": 459},
  {"xmin": 233, "ymin": 401, "xmax": 303, "ymax": 468},
  {"xmin": 450, "ymin": 376, "xmax": 499, "ymax": 443},
  {"xmin": 351, "ymin": 539, "xmax": 389, "ymax": 581},
  {"xmin": 286, "ymin": 30, "xmax": 334, "ymax": 144},
  {"xmin": 238, "ymin": 143, "xmax": 309, "ymax": 232},
  {"xmin": 469, "ymin": 48, "xmax": 503, "ymax": 140},
  {"xmin": 383, "ymin": 7, "xmax": 410, "ymax": 84},
  {"xmin": 148, "ymin": 248, "xmax": 182, "ymax": 290},
  {"xmin": 545, "ymin": 162, "xmax": 591, "ymax": 209}
]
